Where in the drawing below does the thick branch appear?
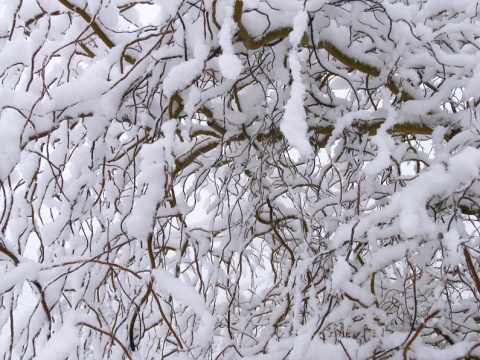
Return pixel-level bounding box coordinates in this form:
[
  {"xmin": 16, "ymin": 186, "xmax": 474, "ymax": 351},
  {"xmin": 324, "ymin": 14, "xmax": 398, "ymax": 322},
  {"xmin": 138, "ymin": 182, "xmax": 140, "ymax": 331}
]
[
  {"xmin": 233, "ymin": 1, "xmax": 412, "ymax": 101},
  {"xmin": 58, "ymin": 0, "xmax": 135, "ymax": 64}
]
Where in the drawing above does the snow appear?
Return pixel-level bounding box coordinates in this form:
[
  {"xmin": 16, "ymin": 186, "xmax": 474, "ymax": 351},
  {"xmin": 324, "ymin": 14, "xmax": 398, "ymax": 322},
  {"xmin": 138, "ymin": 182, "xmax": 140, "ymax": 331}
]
[
  {"xmin": 217, "ymin": 1, "xmax": 242, "ymax": 80},
  {"xmin": 0, "ymin": 261, "xmax": 39, "ymax": 294},
  {"xmin": 2, "ymin": 0, "xmax": 480, "ymax": 358},
  {"xmin": 218, "ymin": 54, "xmax": 242, "ymax": 80},
  {"xmin": 163, "ymin": 43, "xmax": 208, "ymax": 98},
  {"xmin": 289, "ymin": 11, "xmax": 308, "ymax": 47},
  {"xmin": 0, "ymin": 109, "xmax": 23, "ymax": 181},
  {"xmin": 33, "ymin": 321, "xmax": 79, "ymax": 360},
  {"xmin": 281, "ymin": 52, "xmax": 313, "ymax": 157},
  {"xmin": 280, "ymin": 10, "xmax": 313, "ymax": 157},
  {"xmin": 152, "ymin": 268, "xmax": 215, "ymax": 346}
]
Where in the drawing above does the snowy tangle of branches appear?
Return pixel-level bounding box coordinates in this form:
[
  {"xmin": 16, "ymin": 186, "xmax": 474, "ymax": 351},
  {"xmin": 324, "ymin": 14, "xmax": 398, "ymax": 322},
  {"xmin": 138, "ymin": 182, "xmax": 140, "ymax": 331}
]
[{"xmin": 2, "ymin": 0, "xmax": 480, "ymax": 358}]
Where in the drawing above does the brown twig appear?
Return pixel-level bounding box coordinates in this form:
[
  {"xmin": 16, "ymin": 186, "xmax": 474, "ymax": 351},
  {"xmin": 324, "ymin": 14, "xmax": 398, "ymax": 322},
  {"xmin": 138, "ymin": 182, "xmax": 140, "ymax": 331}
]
[{"xmin": 403, "ymin": 310, "xmax": 440, "ymax": 360}]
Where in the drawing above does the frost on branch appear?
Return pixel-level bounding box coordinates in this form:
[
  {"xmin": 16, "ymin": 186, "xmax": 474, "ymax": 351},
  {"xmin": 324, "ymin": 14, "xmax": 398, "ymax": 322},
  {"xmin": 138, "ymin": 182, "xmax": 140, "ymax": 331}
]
[{"xmin": 2, "ymin": 0, "xmax": 480, "ymax": 359}]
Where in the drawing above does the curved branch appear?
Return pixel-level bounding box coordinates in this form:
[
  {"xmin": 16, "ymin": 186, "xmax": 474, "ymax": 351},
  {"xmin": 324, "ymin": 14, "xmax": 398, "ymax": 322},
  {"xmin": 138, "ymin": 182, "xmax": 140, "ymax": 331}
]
[{"xmin": 78, "ymin": 322, "xmax": 133, "ymax": 360}]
